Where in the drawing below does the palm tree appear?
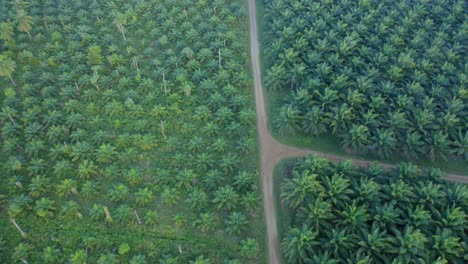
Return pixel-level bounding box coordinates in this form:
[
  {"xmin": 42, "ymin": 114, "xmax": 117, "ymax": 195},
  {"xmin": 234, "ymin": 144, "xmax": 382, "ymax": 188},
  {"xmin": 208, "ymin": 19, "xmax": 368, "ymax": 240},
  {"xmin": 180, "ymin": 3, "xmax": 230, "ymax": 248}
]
[
  {"xmin": 233, "ymin": 171, "xmax": 254, "ymax": 193},
  {"xmin": 107, "ymin": 183, "xmax": 129, "ymax": 202},
  {"xmin": 16, "ymin": 9, "xmax": 34, "ymax": 38},
  {"xmin": 240, "ymin": 238, "xmax": 260, "ymax": 259},
  {"xmin": 370, "ymin": 129, "xmax": 397, "ymax": 159},
  {"xmin": 12, "ymin": 242, "xmax": 30, "ymax": 264},
  {"xmin": 193, "ymin": 212, "xmax": 217, "ymax": 233},
  {"xmin": 431, "ymin": 228, "xmax": 463, "ymax": 262},
  {"xmin": 35, "ymin": 197, "xmax": 56, "ymax": 219},
  {"xmin": 0, "ymin": 21, "xmax": 13, "ymax": 42},
  {"xmin": 341, "ymin": 124, "xmax": 370, "ymax": 154},
  {"xmin": 187, "ymin": 188, "xmax": 208, "ymax": 210},
  {"xmin": 143, "ymin": 210, "xmax": 158, "ymax": 226},
  {"xmin": 42, "ymin": 246, "xmax": 61, "ymax": 264},
  {"xmin": 296, "ymin": 198, "xmax": 333, "ymax": 231},
  {"xmin": 322, "ymin": 174, "xmax": 352, "ymax": 209},
  {"xmin": 427, "ymin": 131, "xmax": 450, "ymax": 162},
  {"xmin": 265, "ymin": 64, "xmax": 287, "ymax": 91},
  {"xmin": 339, "ymin": 201, "xmax": 370, "ymax": 232},
  {"xmin": 225, "ymin": 211, "xmax": 247, "ymax": 236},
  {"xmin": 391, "ymin": 225, "xmax": 427, "ymax": 259},
  {"xmin": 70, "ymin": 249, "xmax": 86, "ymax": 264},
  {"xmin": 130, "ymin": 255, "xmax": 147, "ymax": 264},
  {"xmin": 29, "ymin": 176, "xmax": 51, "ymax": 197},
  {"xmin": 190, "ymin": 256, "xmax": 211, "ymax": 264},
  {"xmin": 322, "ymin": 228, "xmax": 357, "ymax": 259},
  {"xmin": 281, "ymin": 224, "xmax": 319, "ymax": 264},
  {"xmin": 56, "ymin": 179, "xmax": 78, "ymax": 197},
  {"xmin": 275, "ymin": 104, "xmax": 302, "ymax": 135},
  {"xmin": 135, "ymin": 187, "xmax": 153, "ymax": 206},
  {"xmin": 0, "ymin": 54, "xmax": 16, "ymax": 86},
  {"xmin": 450, "ymin": 129, "xmax": 467, "ymax": 160},
  {"xmin": 357, "ymin": 224, "xmax": 394, "ymax": 262},
  {"xmin": 95, "ymin": 144, "xmax": 117, "ymax": 164},
  {"xmin": 302, "ymin": 106, "xmax": 328, "ymax": 136},
  {"xmin": 281, "ymin": 170, "xmax": 323, "ymax": 209},
  {"xmin": 213, "ymin": 186, "xmax": 238, "ymax": 211},
  {"xmin": 97, "ymin": 253, "xmax": 117, "ymax": 264},
  {"xmin": 59, "ymin": 201, "xmax": 82, "ymax": 220}
]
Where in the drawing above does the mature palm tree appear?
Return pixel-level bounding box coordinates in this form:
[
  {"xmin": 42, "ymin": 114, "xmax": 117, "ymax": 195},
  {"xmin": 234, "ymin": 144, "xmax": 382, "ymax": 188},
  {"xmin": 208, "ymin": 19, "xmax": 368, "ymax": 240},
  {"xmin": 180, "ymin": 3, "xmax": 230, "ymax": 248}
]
[
  {"xmin": 0, "ymin": 21, "xmax": 14, "ymax": 42},
  {"xmin": 29, "ymin": 176, "xmax": 51, "ymax": 197},
  {"xmin": 274, "ymin": 104, "xmax": 302, "ymax": 135},
  {"xmin": 338, "ymin": 201, "xmax": 370, "ymax": 232},
  {"xmin": 370, "ymin": 128, "xmax": 397, "ymax": 159},
  {"xmin": 281, "ymin": 224, "xmax": 319, "ymax": 264},
  {"xmin": 35, "ymin": 197, "xmax": 56, "ymax": 218},
  {"xmin": 296, "ymin": 198, "xmax": 333, "ymax": 231},
  {"xmin": 322, "ymin": 228, "xmax": 357, "ymax": 259},
  {"xmin": 449, "ymin": 129, "xmax": 467, "ymax": 160},
  {"xmin": 342, "ymin": 124, "xmax": 370, "ymax": 154},
  {"xmin": 265, "ymin": 64, "xmax": 287, "ymax": 91},
  {"xmin": 431, "ymin": 228, "xmax": 464, "ymax": 262},
  {"xmin": 427, "ymin": 131, "xmax": 450, "ymax": 162},
  {"xmin": 302, "ymin": 106, "xmax": 328, "ymax": 136},
  {"xmin": 240, "ymin": 238, "xmax": 260, "ymax": 259},
  {"xmin": 0, "ymin": 54, "xmax": 16, "ymax": 86},
  {"xmin": 281, "ymin": 170, "xmax": 323, "ymax": 209},
  {"xmin": 357, "ymin": 224, "xmax": 394, "ymax": 262},
  {"xmin": 16, "ymin": 9, "xmax": 34, "ymax": 38},
  {"xmin": 322, "ymin": 174, "xmax": 353, "ymax": 209}
]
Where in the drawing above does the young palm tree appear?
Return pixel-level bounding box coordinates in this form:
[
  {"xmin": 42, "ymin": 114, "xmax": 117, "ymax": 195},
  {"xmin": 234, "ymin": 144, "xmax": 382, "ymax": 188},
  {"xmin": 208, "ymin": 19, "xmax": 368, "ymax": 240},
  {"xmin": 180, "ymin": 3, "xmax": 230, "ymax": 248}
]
[{"xmin": 224, "ymin": 211, "xmax": 247, "ymax": 236}]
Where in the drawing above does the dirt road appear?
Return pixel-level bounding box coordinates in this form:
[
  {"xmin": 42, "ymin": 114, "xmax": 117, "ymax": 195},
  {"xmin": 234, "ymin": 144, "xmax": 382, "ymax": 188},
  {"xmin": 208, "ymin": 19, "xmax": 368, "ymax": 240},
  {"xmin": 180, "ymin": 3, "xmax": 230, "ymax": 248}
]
[{"xmin": 247, "ymin": 0, "xmax": 467, "ymax": 263}]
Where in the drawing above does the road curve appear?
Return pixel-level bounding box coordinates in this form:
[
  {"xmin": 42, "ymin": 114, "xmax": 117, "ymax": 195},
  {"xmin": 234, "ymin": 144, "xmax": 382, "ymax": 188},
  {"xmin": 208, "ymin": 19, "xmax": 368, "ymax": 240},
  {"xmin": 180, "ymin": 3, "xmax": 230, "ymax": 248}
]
[{"xmin": 247, "ymin": 1, "xmax": 468, "ymax": 263}]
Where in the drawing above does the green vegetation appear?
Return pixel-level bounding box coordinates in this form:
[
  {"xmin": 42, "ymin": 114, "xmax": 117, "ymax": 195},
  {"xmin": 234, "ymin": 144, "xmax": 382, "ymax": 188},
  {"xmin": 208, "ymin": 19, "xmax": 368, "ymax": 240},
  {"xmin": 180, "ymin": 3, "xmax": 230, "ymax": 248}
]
[
  {"xmin": 280, "ymin": 156, "xmax": 467, "ymax": 263},
  {"xmin": 0, "ymin": 0, "xmax": 263, "ymax": 263},
  {"xmin": 262, "ymin": 0, "xmax": 467, "ymax": 165}
]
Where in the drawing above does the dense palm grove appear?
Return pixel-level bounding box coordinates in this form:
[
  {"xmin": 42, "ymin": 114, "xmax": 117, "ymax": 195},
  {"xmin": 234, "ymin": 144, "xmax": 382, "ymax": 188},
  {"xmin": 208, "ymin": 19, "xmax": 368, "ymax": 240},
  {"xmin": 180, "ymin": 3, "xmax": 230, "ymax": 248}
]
[
  {"xmin": 263, "ymin": 0, "xmax": 467, "ymax": 162},
  {"xmin": 0, "ymin": 0, "xmax": 262, "ymax": 263},
  {"xmin": 280, "ymin": 156, "xmax": 467, "ymax": 263}
]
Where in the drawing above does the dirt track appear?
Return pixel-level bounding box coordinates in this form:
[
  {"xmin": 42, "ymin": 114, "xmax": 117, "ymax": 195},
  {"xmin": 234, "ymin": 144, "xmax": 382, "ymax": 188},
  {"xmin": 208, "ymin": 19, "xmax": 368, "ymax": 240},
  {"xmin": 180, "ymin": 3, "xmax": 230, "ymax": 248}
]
[{"xmin": 247, "ymin": 1, "xmax": 467, "ymax": 263}]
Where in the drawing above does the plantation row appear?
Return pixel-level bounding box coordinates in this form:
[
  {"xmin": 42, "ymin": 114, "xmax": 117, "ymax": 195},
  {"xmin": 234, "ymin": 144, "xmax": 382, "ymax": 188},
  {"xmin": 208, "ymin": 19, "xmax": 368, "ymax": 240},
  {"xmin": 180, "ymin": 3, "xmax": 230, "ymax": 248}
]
[
  {"xmin": 263, "ymin": 0, "xmax": 467, "ymax": 162},
  {"xmin": 0, "ymin": 0, "xmax": 262, "ymax": 263},
  {"xmin": 280, "ymin": 156, "xmax": 467, "ymax": 263}
]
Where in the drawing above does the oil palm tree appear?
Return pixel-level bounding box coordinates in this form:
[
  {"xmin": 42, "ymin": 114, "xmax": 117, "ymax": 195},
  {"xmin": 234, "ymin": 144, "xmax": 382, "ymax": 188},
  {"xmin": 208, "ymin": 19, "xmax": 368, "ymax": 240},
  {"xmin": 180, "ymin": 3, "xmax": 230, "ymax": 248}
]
[
  {"xmin": 0, "ymin": 54, "xmax": 16, "ymax": 86},
  {"xmin": 281, "ymin": 224, "xmax": 319, "ymax": 264}
]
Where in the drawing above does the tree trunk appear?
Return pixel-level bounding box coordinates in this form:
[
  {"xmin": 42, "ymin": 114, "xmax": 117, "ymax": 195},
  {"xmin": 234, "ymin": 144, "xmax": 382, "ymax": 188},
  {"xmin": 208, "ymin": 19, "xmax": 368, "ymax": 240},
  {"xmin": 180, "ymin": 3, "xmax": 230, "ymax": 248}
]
[
  {"xmin": 43, "ymin": 16, "xmax": 49, "ymax": 31},
  {"xmin": 10, "ymin": 218, "xmax": 28, "ymax": 238},
  {"xmin": 163, "ymin": 73, "xmax": 168, "ymax": 94},
  {"xmin": 103, "ymin": 207, "xmax": 113, "ymax": 223},
  {"xmin": 133, "ymin": 209, "xmax": 142, "ymax": 225},
  {"xmin": 8, "ymin": 73, "xmax": 16, "ymax": 86},
  {"xmin": 160, "ymin": 121, "xmax": 167, "ymax": 139}
]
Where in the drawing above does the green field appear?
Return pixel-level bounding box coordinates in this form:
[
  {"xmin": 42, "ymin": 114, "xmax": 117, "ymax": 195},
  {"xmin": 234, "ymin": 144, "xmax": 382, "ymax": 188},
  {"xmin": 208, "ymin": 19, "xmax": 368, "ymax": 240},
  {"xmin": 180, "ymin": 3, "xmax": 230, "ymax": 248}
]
[{"xmin": 0, "ymin": 0, "xmax": 264, "ymax": 262}]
